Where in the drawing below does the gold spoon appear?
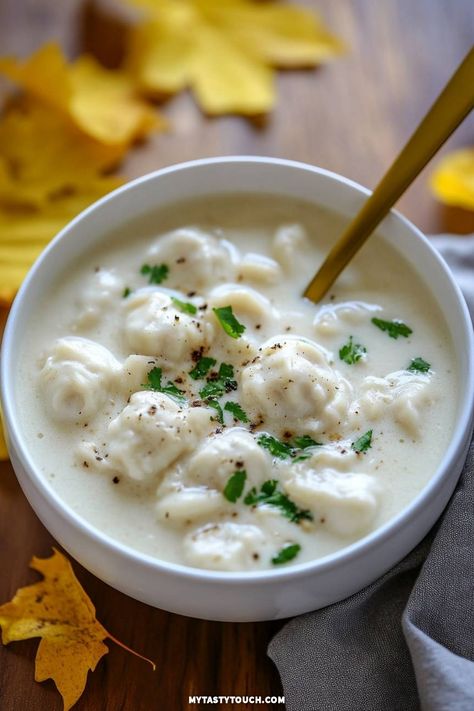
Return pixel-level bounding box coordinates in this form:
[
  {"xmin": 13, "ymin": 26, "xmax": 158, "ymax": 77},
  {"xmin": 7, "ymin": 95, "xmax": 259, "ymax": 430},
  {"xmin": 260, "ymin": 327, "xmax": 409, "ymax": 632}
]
[{"xmin": 304, "ymin": 46, "xmax": 474, "ymax": 303}]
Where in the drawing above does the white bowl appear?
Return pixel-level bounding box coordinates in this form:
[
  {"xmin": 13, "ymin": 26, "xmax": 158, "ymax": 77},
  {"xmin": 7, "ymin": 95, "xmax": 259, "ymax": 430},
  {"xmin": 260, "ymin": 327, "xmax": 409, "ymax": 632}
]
[{"xmin": 2, "ymin": 157, "xmax": 473, "ymax": 622}]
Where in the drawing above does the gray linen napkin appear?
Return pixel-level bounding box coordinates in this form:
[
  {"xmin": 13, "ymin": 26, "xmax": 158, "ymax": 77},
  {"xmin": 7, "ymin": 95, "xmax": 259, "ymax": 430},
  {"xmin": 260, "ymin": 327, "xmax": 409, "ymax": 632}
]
[{"xmin": 268, "ymin": 235, "xmax": 474, "ymax": 711}]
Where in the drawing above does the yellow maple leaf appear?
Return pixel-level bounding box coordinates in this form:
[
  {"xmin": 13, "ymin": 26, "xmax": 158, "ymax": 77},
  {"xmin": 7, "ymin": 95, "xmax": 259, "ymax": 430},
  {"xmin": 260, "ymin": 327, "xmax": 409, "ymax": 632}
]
[
  {"xmin": 0, "ymin": 43, "xmax": 160, "ymax": 146},
  {"xmin": 0, "ymin": 549, "xmax": 155, "ymax": 710},
  {"xmin": 126, "ymin": 0, "xmax": 345, "ymax": 115},
  {"xmin": 430, "ymin": 148, "xmax": 474, "ymax": 210}
]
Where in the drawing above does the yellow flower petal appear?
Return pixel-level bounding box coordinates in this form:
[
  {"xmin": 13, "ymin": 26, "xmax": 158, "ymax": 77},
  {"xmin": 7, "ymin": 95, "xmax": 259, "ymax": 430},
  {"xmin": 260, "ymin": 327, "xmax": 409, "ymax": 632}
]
[
  {"xmin": 430, "ymin": 148, "xmax": 474, "ymax": 210},
  {"xmin": 0, "ymin": 43, "xmax": 160, "ymax": 146},
  {"xmin": 125, "ymin": 0, "xmax": 344, "ymax": 115}
]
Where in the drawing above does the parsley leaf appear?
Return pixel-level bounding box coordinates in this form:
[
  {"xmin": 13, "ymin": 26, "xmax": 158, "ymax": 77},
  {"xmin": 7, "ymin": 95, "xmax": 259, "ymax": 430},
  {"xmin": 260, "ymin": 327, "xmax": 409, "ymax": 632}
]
[
  {"xmin": 291, "ymin": 435, "xmax": 322, "ymax": 449},
  {"xmin": 244, "ymin": 480, "xmax": 312, "ymax": 524},
  {"xmin": 407, "ymin": 357, "xmax": 431, "ymax": 373},
  {"xmin": 272, "ymin": 543, "xmax": 301, "ymax": 565},
  {"xmin": 339, "ymin": 336, "xmax": 366, "ymax": 364},
  {"xmin": 371, "ymin": 317, "xmax": 412, "ymax": 339},
  {"xmin": 218, "ymin": 362, "xmax": 234, "ymax": 379},
  {"xmin": 223, "ymin": 469, "xmax": 247, "ymax": 503},
  {"xmin": 171, "ymin": 296, "xmax": 197, "ymax": 315},
  {"xmin": 257, "ymin": 434, "xmax": 294, "ymax": 459},
  {"xmin": 198, "ymin": 361, "xmax": 237, "ymax": 400},
  {"xmin": 122, "ymin": 287, "xmax": 132, "ymax": 298},
  {"xmin": 199, "ymin": 380, "xmax": 227, "ymax": 400},
  {"xmin": 213, "ymin": 305, "xmax": 246, "ymax": 339},
  {"xmin": 352, "ymin": 429, "xmax": 373, "ymax": 453},
  {"xmin": 224, "ymin": 401, "xmax": 249, "ymax": 423},
  {"xmin": 208, "ymin": 399, "xmax": 224, "ymax": 424},
  {"xmin": 189, "ymin": 356, "xmax": 217, "ymax": 380},
  {"xmin": 144, "ymin": 366, "xmax": 186, "ymax": 403},
  {"xmin": 140, "ymin": 263, "xmax": 169, "ymax": 285}
]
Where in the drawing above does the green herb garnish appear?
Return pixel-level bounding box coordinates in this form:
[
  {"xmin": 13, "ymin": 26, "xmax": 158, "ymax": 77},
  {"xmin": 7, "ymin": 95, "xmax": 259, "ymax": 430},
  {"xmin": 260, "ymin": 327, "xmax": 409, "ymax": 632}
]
[
  {"xmin": 218, "ymin": 362, "xmax": 234, "ymax": 379},
  {"xmin": 189, "ymin": 356, "xmax": 217, "ymax": 380},
  {"xmin": 291, "ymin": 435, "xmax": 322, "ymax": 449},
  {"xmin": 272, "ymin": 543, "xmax": 301, "ymax": 565},
  {"xmin": 198, "ymin": 362, "xmax": 237, "ymax": 400},
  {"xmin": 213, "ymin": 305, "xmax": 246, "ymax": 339},
  {"xmin": 208, "ymin": 399, "xmax": 224, "ymax": 424},
  {"xmin": 257, "ymin": 434, "xmax": 294, "ymax": 459},
  {"xmin": 407, "ymin": 357, "xmax": 431, "ymax": 373},
  {"xmin": 371, "ymin": 317, "xmax": 412, "ymax": 339},
  {"xmin": 140, "ymin": 263, "xmax": 169, "ymax": 285},
  {"xmin": 122, "ymin": 287, "xmax": 132, "ymax": 298},
  {"xmin": 144, "ymin": 366, "xmax": 186, "ymax": 403},
  {"xmin": 352, "ymin": 429, "xmax": 373, "ymax": 453},
  {"xmin": 224, "ymin": 401, "xmax": 249, "ymax": 423},
  {"xmin": 199, "ymin": 380, "xmax": 227, "ymax": 400},
  {"xmin": 171, "ymin": 296, "xmax": 197, "ymax": 315},
  {"xmin": 244, "ymin": 480, "xmax": 312, "ymax": 524},
  {"xmin": 223, "ymin": 469, "xmax": 247, "ymax": 503},
  {"xmin": 339, "ymin": 336, "xmax": 366, "ymax": 364}
]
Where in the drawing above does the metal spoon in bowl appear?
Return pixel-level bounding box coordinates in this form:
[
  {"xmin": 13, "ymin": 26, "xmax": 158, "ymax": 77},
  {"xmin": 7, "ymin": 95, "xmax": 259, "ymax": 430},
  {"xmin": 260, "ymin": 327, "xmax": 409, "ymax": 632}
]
[{"xmin": 304, "ymin": 46, "xmax": 474, "ymax": 303}]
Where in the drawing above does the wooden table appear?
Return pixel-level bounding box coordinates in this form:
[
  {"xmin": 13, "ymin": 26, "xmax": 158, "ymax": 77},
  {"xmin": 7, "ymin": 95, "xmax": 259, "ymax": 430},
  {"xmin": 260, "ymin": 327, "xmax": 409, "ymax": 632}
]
[{"xmin": 0, "ymin": 2, "xmax": 473, "ymax": 709}]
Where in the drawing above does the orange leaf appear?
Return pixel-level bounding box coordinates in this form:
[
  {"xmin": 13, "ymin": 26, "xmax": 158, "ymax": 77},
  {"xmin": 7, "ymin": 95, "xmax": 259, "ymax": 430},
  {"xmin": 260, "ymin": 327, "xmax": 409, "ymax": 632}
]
[{"xmin": 0, "ymin": 549, "xmax": 155, "ymax": 710}]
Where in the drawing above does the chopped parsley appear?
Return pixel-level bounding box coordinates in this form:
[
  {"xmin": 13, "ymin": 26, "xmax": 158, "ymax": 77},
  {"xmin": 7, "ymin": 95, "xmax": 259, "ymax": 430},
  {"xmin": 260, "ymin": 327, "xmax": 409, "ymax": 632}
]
[
  {"xmin": 213, "ymin": 305, "xmax": 246, "ymax": 339},
  {"xmin": 198, "ymin": 362, "xmax": 237, "ymax": 400},
  {"xmin": 224, "ymin": 401, "xmax": 249, "ymax": 423},
  {"xmin": 140, "ymin": 263, "xmax": 169, "ymax": 285},
  {"xmin": 171, "ymin": 296, "xmax": 197, "ymax": 315},
  {"xmin": 122, "ymin": 287, "xmax": 132, "ymax": 298},
  {"xmin": 272, "ymin": 543, "xmax": 301, "ymax": 565},
  {"xmin": 189, "ymin": 356, "xmax": 217, "ymax": 380},
  {"xmin": 371, "ymin": 317, "xmax": 412, "ymax": 339},
  {"xmin": 257, "ymin": 433, "xmax": 322, "ymax": 461},
  {"xmin": 352, "ymin": 429, "xmax": 373, "ymax": 453},
  {"xmin": 208, "ymin": 399, "xmax": 224, "ymax": 424},
  {"xmin": 144, "ymin": 366, "xmax": 186, "ymax": 403},
  {"xmin": 257, "ymin": 434, "xmax": 294, "ymax": 459},
  {"xmin": 407, "ymin": 357, "xmax": 431, "ymax": 373},
  {"xmin": 223, "ymin": 469, "xmax": 247, "ymax": 503},
  {"xmin": 244, "ymin": 479, "xmax": 312, "ymax": 524},
  {"xmin": 339, "ymin": 336, "xmax": 366, "ymax": 364}
]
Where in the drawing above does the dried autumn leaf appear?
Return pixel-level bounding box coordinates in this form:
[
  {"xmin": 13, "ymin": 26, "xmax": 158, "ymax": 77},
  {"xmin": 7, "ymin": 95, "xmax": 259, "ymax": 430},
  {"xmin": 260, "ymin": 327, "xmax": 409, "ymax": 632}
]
[
  {"xmin": 126, "ymin": 0, "xmax": 345, "ymax": 115},
  {"xmin": 430, "ymin": 148, "xmax": 474, "ymax": 210},
  {"xmin": 0, "ymin": 549, "xmax": 155, "ymax": 710},
  {"xmin": 0, "ymin": 42, "xmax": 160, "ymax": 146}
]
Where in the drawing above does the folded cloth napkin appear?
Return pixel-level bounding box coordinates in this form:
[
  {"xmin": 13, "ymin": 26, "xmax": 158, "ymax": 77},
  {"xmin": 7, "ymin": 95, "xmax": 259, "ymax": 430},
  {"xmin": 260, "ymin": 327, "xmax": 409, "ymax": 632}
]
[{"xmin": 268, "ymin": 235, "xmax": 474, "ymax": 711}]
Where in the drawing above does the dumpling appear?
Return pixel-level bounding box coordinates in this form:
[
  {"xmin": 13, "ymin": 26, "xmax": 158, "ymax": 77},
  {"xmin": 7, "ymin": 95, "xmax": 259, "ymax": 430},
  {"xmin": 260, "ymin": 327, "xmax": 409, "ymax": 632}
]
[
  {"xmin": 351, "ymin": 370, "xmax": 433, "ymax": 437},
  {"xmin": 184, "ymin": 522, "xmax": 265, "ymax": 570},
  {"xmin": 74, "ymin": 268, "xmax": 124, "ymax": 329},
  {"xmin": 272, "ymin": 224, "xmax": 308, "ymax": 270},
  {"xmin": 39, "ymin": 337, "xmax": 121, "ymax": 423},
  {"xmin": 156, "ymin": 487, "xmax": 223, "ymax": 526},
  {"xmin": 283, "ymin": 463, "xmax": 380, "ymax": 537},
  {"xmin": 146, "ymin": 227, "xmax": 238, "ymax": 290},
  {"xmin": 314, "ymin": 301, "xmax": 382, "ymax": 338},
  {"xmin": 123, "ymin": 290, "xmax": 209, "ymax": 361},
  {"xmin": 238, "ymin": 253, "xmax": 281, "ymax": 285},
  {"xmin": 185, "ymin": 427, "xmax": 270, "ymax": 491},
  {"xmin": 240, "ymin": 337, "xmax": 352, "ymax": 436},
  {"xmin": 105, "ymin": 391, "xmax": 210, "ymax": 482}
]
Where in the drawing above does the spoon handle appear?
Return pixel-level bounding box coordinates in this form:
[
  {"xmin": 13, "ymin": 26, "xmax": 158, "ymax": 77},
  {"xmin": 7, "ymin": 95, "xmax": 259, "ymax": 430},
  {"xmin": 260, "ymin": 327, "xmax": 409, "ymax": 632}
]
[{"xmin": 304, "ymin": 46, "xmax": 474, "ymax": 303}]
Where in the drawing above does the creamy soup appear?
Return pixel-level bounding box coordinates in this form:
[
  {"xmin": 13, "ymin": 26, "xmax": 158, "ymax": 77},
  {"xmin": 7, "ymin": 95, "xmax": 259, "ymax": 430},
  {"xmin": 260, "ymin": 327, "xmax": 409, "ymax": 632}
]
[{"xmin": 16, "ymin": 195, "xmax": 457, "ymax": 571}]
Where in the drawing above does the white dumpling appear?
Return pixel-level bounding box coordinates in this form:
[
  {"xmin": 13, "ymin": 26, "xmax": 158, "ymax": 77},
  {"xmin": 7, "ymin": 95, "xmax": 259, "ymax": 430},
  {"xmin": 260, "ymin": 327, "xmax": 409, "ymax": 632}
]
[
  {"xmin": 351, "ymin": 370, "xmax": 433, "ymax": 437},
  {"xmin": 314, "ymin": 301, "xmax": 382, "ymax": 338},
  {"xmin": 238, "ymin": 253, "xmax": 281, "ymax": 284},
  {"xmin": 74, "ymin": 268, "xmax": 124, "ymax": 329},
  {"xmin": 240, "ymin": 337, "xmax": 352, "ymax": 436},
  {"xmin": 207, "ymin": 284, "xmax": 279, "ymax": 333},
  {"xmin": 185, "ymin": 428, "xmax": 269, "ymax": 491},
  {"xmin": 105, "ymin": 391, "xmax": 209, "ymax": 482},
  {"xmin": 39, "ymin": 337, "xmax": 121, "ymax": 423},
  {"xmin": 156, "ymin": 487, "xmax": 223, "ymax": 526},
  {"xmin": 146, "ymin": 227, "xmax": 238, "ymax": 290},
  {"xmin": 123, "ymin": 290, "xmax": 209, "ymax": 361},
  {"xmin": 272, "ymin": 224, "xmax": 308, "ymax": 270},
  {"xmin": 184, "ymin": 522, "xmax": 265, "ymax": 571},
  {"xmin": 284, "ymin": 464, "xmax": 380, "ymax": 537}
]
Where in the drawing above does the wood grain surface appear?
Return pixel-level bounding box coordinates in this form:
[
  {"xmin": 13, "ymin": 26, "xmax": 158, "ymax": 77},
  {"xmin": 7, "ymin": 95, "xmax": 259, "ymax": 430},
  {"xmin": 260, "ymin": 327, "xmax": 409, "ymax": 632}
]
[{"xmin": 0, "ymin": 2, "xmax": 473, "ymax": 710}]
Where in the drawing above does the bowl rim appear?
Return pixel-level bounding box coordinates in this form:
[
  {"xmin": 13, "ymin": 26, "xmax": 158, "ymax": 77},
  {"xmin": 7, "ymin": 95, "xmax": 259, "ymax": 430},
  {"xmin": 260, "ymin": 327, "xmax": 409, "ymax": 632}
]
[{"xmin": 2, "ymin": 155, "xmax": 473, "ymax": 584}]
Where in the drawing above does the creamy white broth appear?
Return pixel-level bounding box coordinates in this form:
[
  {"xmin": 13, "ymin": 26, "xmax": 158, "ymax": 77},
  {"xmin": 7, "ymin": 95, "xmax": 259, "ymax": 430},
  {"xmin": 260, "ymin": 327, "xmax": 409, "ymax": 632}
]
[{"xmin": 16, "ymin": 195, "xmax": 457, "ymax": 571}]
